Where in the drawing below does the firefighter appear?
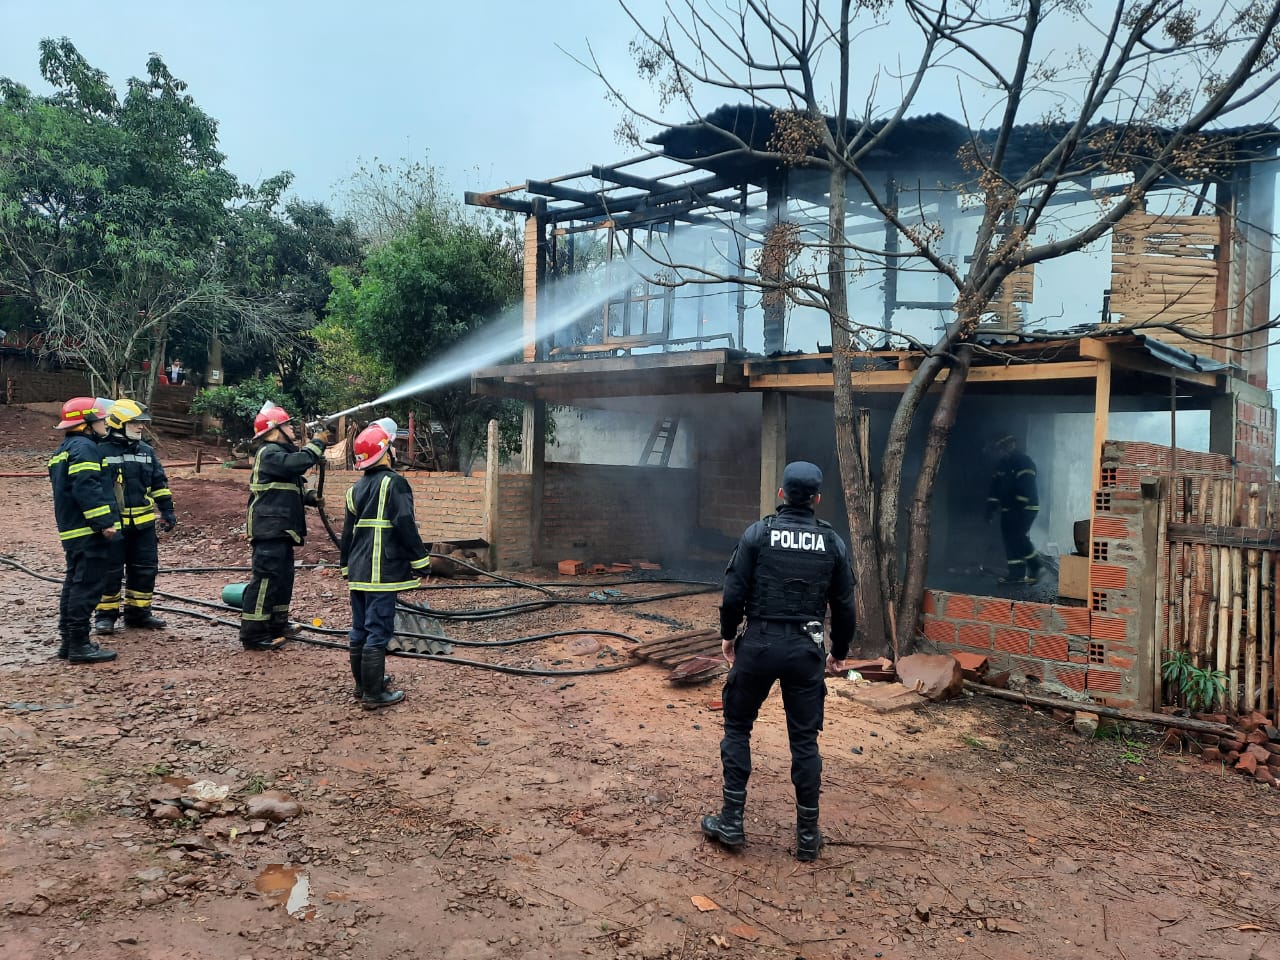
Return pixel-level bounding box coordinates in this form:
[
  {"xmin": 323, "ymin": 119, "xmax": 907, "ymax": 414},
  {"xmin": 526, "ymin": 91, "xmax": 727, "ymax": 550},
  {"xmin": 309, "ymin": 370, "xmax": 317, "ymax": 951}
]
[
  {"xmin": 338, "ymin": 418, "xmax": 431, "ymax": 709},
  {"xmin": 984, "ymin": 433, "xmax": 1042, "ymax": 584},
  {"xmin": 702, "ymin": 461, "xmax": 856, "ymax": 862},
  {"xmin": 239, "ymin": 401, "xmax": 330, "ymax": 650},
  {"xmin": 94, "ymin": 399, "xmax": 175, "ymax": 634},
  {"xmin": 49, "ymin": 397, "xmax": 119, "ymax": 664}
]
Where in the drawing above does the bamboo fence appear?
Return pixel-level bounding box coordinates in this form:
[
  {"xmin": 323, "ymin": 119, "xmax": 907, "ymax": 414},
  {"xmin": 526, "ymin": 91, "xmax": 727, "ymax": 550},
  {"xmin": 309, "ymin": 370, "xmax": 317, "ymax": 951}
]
[{"xmin": 1163, "ymin": 477, "xmax": 1279, "ymax": 715}]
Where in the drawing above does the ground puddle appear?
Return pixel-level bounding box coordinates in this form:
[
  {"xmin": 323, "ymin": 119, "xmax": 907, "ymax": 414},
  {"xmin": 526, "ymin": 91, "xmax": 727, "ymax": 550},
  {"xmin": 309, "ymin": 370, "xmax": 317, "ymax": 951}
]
[{"xmin": 255, "ymin": 863, "xmax": 312, "ymax": 916}]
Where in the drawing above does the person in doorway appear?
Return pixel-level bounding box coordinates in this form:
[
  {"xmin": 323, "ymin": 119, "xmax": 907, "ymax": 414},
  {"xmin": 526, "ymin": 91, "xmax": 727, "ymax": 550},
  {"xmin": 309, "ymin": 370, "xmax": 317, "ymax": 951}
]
[
  {"xmin": 93, "ymin": 400, "xmax": 175, "ymax": 635},
  {"xmin": 48, "ymin": 397, "xmax": 119, "ymax": 664},
  {"xmin": 168, "ymin": 359, "xmax": 184, "ymax": 385},
  {"xmin": 338, "ymin": 418, "xmax": 431, "ymax": 709},
  {"xmin": 701, "ymin": 461, "xmax": 857, "ymax": 862},
  {"xmin": 239, "ymin": 402, "xmax": 329, "ymax": 650},
  {"xmin": 984, "ymin": 433, "xmax": 1042, "ymax": 584}
]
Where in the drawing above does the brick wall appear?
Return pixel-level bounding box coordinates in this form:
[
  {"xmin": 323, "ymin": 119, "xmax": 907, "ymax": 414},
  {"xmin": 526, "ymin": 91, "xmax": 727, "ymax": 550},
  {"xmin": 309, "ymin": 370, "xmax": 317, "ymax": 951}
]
[
  {"xmin": 537, "ymin": 463, "xmax": 697, "ymax": 565},
  {"xmin": 1234, "ymin": 396, "xmax": 1276, "ymax": 487},
  {"xmin": 922, "ymin": 591, "xmax": 1098, "ymax": 697},
  {"xmin": 324, "ymin": 470, "xmax": 486, "ymax": 543},
  {"xmin": 0, "ymin": 356, "xmax": 91, "ymax": 403},
  {"xmin": 496, "ymin": 473, "xmax": 533, "ymax": 569}
]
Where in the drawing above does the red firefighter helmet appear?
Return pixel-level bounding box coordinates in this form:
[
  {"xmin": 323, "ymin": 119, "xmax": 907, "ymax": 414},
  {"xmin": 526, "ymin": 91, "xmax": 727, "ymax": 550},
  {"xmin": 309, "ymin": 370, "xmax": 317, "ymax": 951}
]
[
  {"xmin": 353, "ymin": 418, "xmax": 397, "ymax": 470},
  {"xmin": 253, "ymin": 401, "xmax": 292, "ymax": 440},
  {"xmin": 57, "ymin": 396, "xmax": 108, "ymax": 430}
]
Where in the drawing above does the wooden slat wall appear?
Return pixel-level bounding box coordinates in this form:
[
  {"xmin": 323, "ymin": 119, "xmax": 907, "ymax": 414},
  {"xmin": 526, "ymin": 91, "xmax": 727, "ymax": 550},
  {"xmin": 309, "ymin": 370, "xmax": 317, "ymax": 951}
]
[{"xmin": 1109, "ymin": 212, "xmax": 1220, "ymax": 357}]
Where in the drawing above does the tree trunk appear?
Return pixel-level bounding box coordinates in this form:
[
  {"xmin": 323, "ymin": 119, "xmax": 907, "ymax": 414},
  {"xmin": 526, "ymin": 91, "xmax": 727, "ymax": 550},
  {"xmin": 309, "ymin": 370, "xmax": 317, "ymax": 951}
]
[
  {"xmin": 145, "ymin": 320, "xmax": 168, "ymax": 406},
  {"xmin": 826, "ymin": 161, "xmax": 889, "ymax": 656},
  {"xmin": 896, "ymin": 343, "xmax": 973, "ymax": 656}
]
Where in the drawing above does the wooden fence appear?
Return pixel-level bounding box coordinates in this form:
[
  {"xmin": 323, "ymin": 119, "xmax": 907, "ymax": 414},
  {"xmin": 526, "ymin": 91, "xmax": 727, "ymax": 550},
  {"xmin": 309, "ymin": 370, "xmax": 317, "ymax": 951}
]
[{"xmin": 1162, "ymin": 477, "xmax": 1280, "ymax": 715}]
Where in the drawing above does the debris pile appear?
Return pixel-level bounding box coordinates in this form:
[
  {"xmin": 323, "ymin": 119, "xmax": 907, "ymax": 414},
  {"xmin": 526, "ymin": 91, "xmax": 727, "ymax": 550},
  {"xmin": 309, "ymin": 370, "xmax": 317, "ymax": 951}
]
[{"xmin": 1178, "ymin": 710, "xmax": 1280, "ymax": 787}]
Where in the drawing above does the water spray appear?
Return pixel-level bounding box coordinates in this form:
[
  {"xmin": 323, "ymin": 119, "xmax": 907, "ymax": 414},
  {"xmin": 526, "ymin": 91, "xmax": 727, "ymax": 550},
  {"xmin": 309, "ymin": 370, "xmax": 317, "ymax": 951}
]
[{"xmin": 296, "ymin": 230, "xmax": 708, "ymax": 431}]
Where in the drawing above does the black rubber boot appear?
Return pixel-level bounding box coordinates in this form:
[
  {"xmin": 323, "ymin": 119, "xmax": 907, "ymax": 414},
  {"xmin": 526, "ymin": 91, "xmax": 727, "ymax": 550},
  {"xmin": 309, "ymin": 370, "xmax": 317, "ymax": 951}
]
[
  {"xmin": 700, "ymin": 789, "xmax": 747, "ymax": 849},
  {"xmin": 67, "ymin": 637, "xmax": 117, "ymax": 664},
  {"xmin": 93, "ymin": 615, "xmax": 117, "ymax": 635},
  {"xmin": 349, "ymin": 648, "xmax": 394, "ymax": 700},
  {"xmin": 56, "ymin": 632, "xmax": 70, "ymax": 660},
  {"xmin": 796, "ymin": 804, "xmax": 823, "ymax": 862},
  {"xmin": 360, "ymin": 647, "xmax": 404, "ymax": 709},
  {"xmin": 124, "ymin": 611, "xmax": 167, "ymax": 630}
]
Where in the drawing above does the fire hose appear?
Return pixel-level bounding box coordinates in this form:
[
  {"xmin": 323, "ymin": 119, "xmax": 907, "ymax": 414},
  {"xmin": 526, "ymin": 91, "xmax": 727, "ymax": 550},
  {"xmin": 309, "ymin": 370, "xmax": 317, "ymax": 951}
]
[{"xmin": 0, "ymin": 553, "xmax": 669, "ymax": 677}]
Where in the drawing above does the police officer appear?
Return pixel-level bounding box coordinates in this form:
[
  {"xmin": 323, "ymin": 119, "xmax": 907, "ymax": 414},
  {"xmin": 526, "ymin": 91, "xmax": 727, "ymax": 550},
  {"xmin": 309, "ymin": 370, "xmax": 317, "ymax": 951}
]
[
  {"xmin": 94, "ymin": 399, "xmax": 175, "ymax": 634},
  {"xmin": 701, "ymin": 461, "xmax": 856, "ymax": 862},
  {"xmin": 48, "ymin": 397, "xmax": 119, "ymax": 664},
  {"xmin": 239, "ymin": 402, "xmax": 329, "ymax": 650},
  {"xmin": 984, "ymin": 433, "xmax": 1042, "ymax": 584}
]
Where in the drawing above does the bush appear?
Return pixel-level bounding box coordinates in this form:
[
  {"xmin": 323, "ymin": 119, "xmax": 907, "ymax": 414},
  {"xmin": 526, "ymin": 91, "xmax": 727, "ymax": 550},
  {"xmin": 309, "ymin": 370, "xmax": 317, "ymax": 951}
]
[{"xmin": 189, "ymin": 377, "xmax": 287, "ymax": 444}]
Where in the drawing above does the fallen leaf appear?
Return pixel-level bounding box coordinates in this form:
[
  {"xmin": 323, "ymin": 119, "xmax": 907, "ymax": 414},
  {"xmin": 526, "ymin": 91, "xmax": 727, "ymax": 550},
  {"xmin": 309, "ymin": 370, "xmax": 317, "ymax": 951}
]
[
  {"xmin": 709, "ymin": 934, "xmax": 729, "ymax": 948},
  {"xmin": 690, "ymin": 895, "xmax": 719, "ymax": 912},
  {"xmin": 727, "ymin": 924, "xmax": 760, "ymax": 942},
  {"xmin": 1237, "ymin": 923, "xmax": 1263, "ymax": 932}
]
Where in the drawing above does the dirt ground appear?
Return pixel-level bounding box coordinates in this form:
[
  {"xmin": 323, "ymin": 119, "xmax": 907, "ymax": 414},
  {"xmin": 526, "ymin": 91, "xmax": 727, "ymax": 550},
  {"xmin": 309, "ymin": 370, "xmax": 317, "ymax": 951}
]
[{"xmin": 3, "ymin": 403, "xmax": 1280, "ymax": 960}]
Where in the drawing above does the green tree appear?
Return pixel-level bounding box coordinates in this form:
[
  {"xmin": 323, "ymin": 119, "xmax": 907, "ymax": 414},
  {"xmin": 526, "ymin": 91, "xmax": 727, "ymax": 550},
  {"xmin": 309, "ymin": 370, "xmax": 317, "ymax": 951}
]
[
  {"xmin": 0, "ymin": 39, "xmax": 294, "ymax": 400},
  {"xmin": 325, "ymin": 202, "xmax": 524, "ymax": 469}
]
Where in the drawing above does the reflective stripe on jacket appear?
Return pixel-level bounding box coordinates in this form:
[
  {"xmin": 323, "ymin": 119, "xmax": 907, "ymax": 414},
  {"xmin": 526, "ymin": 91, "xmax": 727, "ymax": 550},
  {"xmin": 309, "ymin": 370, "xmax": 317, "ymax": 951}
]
[
  {"xmin": 246, "ymin": 438, "xmax": 324, "ymax": 543},
  {"xmin": 100, "ymin": 434, "xmax": 173, "ymax": 528},
  {"xmin": 338, "ymin": 466, "xmax": 431, "ymax": 592},
  {"xmin": 48, "ymin": 432, "xmax": 119, "ymax": 544}
]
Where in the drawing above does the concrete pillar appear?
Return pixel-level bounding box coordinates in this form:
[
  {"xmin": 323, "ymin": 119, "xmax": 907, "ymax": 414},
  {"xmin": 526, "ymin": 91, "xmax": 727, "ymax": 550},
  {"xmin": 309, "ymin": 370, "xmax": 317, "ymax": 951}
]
[
  {"xmin": 759, "ymin": 392, "xmax": 787, "ymax": 517},
  {"xmin": 522, "ymin": 400, "xmax": 546, "ymax": 564}
]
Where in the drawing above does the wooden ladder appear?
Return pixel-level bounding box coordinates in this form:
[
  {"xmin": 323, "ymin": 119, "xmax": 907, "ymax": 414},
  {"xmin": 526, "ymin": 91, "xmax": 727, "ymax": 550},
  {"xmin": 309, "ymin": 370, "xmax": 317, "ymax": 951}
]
[{"xmin": 640, "ymin": 416, "xmax": 680, "ymax": 467}]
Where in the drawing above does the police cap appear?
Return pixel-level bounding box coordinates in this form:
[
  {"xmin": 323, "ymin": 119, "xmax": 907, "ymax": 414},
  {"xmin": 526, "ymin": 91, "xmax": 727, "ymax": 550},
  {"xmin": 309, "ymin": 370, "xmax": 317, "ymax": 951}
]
[{"xmin": 782, "ymin": 461, "xmax": 823, "ymax": 501}]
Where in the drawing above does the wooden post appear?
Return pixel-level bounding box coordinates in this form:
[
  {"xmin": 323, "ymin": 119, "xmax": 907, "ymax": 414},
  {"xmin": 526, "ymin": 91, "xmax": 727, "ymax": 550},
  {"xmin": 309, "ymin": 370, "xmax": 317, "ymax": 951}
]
[
  {"xmin": 484, "ymin": 418, "xmax": 500, "ymax": 572},
  {"xmin": 522, "ymin": 400, "xmax": 546, "ymax": 565},
  {"xmin": 1246, "ymin": 484, "xmax": 1261, "ymax": 710},
  {"xmin": 1140, "ymin": 478, "xmax": 1163, "ymax": 710},
  {"xmin": 759, "ymin": 391, "xmax": 787, "ymax": 517}
]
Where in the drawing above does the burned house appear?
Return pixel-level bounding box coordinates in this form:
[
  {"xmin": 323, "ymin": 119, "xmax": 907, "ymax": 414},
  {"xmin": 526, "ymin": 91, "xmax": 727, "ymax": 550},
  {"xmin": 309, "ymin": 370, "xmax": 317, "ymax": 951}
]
[{"xmin": 466, "ymin": 107, "xmax": 1279, "ymax": 715}]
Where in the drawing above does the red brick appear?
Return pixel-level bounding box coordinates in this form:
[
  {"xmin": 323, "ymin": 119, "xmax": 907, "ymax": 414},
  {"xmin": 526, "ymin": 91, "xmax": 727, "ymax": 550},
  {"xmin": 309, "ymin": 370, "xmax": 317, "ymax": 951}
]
[
  {"xmin": 942, "ymin": 594, "xmax": 979, "ymax": 620},
  {"xmin": 951, "ymin": 651, "xmax": 990, "ymax": 678},
  {"xmin": 1089, "ymin": 564, "xmax": 1128, "ymax": 590},
  {"xmin": 923, "ymin": 617, "xmax": 956, "ymax": 646},
  {"xmin": 1031, "ymin": 634, "xmax": 1070, "ymax": 661},
  {"xmin": 1012, "ymin": 604, "xmax": 1048, "ymax": 630},
  {"xmin": 1108, "ymin": 655, "xmax": 1136, "ymax": 671},
  {"xmin": 1202, "ymin": 747, "xmax": 1222, "ymax": 764},
  {"xmin": 1237, "ymin": 753, "xmax": 1259, "ymax": 774},
  {"xmin": 977, "ymin": 598, "xmax": 1012, "ymax": 625},
  {"xmin": 922, "ymin": 591, "xmax": 939, "ymax": 615},
  {"xmin": 557, "ymin": 559, "xmax": 585, "ymax": 576},
  {"xmin": 1086, "ymin": 668, "xmax": 1124, "ymax": 692},
  {"xmin": 1059, "ymin": 607, "xmax": 1090, "ymax": 636},
  {"xmin": 1057, "ymin": 667, "xmax": 1088, "ymax": 692},
  {"xmin": 1090, "ymin": 615, "xmax": 1128, "ymax": 641},
  {"xmin": 993, "ymin": 627, "xmax": 1030, "ymax": 654},
  {"xmin": 1090, "ymin": 516, "xmax": 1130, "ymax": 539},
  {"xmin": 957, "ymin": 622, "xmax": 992, "ymax": 649}
]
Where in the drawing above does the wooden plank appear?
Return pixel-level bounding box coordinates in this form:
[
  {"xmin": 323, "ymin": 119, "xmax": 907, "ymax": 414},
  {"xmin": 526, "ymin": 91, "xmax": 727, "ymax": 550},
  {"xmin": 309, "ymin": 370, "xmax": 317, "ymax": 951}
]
[
  {"xmin": 1167, "ymin": 523, "xmax": 1280, "ymax": 548},
  {"xmin": 748, "ymin": 360, "xmax": 1102, "ymax": 392},
  {"xmin": 1078, "ymin": 339, "xmax": 1217, "ymax": 388}
]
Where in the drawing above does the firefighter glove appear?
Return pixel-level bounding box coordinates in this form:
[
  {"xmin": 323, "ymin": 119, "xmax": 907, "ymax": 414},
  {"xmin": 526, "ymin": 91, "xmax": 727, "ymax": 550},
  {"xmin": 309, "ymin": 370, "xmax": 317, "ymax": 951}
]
[
  {"xmin": 160, "ymin": 514, "xmax": 177, "ymax": 533},
  {"xmin": 311, "ymin": 427, "xmax": 332, "ymax": 446},
  {"xmin": 303, "ymin": 488, "xmax": 322, "ymax": 508}
]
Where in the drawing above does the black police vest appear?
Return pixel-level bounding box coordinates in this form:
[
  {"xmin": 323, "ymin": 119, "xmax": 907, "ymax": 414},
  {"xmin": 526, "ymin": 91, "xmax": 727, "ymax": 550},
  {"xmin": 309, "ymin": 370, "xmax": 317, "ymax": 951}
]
[{"xmin": 746, "ymin": 515, "xmax": 837, "ymax": 623}]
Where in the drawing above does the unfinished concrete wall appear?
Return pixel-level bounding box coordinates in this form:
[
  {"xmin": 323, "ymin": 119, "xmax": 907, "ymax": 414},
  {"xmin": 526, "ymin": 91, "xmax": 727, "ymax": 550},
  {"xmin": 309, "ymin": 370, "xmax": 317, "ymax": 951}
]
[{"xmin": 496, "ymin": 473, "xmax": 533, "ymax": 569}]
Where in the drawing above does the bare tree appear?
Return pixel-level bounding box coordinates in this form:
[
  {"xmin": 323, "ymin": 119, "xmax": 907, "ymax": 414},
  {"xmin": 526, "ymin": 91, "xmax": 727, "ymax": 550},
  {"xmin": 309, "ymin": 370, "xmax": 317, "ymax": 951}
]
[{"xmin": 587, "ymin": 0, "xmax": 1280, "ymax": 655}]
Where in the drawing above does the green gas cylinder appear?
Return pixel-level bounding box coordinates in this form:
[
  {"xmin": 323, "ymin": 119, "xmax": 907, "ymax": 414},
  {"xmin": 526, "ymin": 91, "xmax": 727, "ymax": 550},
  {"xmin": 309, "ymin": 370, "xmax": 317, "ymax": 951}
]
[{"xmin": 221, "ymin": 582, "xmax": 248, "ymax": 609}]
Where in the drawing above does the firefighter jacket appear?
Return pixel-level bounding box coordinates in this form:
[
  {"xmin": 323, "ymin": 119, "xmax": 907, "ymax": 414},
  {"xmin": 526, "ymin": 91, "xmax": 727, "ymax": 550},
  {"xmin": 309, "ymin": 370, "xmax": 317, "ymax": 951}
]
[
  {"xmin": 246, "ymin": 436, "xmax": 326, "ymax": 544},
  {"xmin": 100, "ymin": 432, "xmax": 174, "ymax": 529},
  {"xmin": 986, "ymin": 451, "xmax": 1039, "ymax": 515},
  {"xmin": 338, "ymin": 465, "xmax": 432, "ymax": 592},
  {"xmin": 48, "ymin": 432, "xmax": 119, "ymax": 546},
  {"xmin": 720, "ymin": 504, "xmax": 857, "ymax": 660}
]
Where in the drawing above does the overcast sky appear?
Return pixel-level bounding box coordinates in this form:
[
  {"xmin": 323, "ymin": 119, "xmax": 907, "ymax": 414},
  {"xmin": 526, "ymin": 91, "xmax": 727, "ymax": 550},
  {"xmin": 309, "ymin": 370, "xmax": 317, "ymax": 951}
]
[
  {"xmin": 3, "ymin": 0, "xmax": 1277, "ymax": 394},
  {"xmin": 0, "ymin": 0, "xmax": 658, "ymax": 204}
]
